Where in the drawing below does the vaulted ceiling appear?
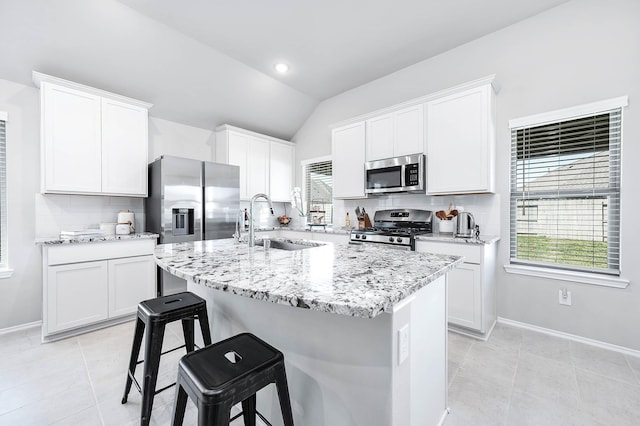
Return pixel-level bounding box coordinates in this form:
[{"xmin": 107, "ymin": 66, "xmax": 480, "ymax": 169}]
[{"xmin": 1, "ymin": 0, "xmax": 569, "ymax": 140}]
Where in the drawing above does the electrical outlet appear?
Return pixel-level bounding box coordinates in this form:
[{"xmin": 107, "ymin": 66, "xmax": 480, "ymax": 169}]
[
  {"xmin": 398, "ymin": 324, "xmax": 409, "ymax": 365},
  {"xmin": 559, "ymin": 288, "xmax": 572, "ymax": 306}
]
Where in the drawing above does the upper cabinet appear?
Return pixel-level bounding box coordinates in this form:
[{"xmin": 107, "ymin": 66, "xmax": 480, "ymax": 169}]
[
  {"xmin": 365, "ymin": 104, "xmax": 424, "ymax": 161},
  {"xmin": 215, "ymin": 125, "xmax": 295, "ymax": 202},
  {"xmin": 34, "ymin": 72, "xmax": 152, "ymax": 197},
  {"xmin": 426, "ymin": 83, "xmax": 495, "ymax": 194},
  {"xmin": 332, "ymin": 122, "xmax": 366, "ymax": 199}
]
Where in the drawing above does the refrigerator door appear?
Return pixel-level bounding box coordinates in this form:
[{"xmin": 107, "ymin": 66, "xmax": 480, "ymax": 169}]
[
  {"xmin": 160, "ymin": 156, "xmax": 203, "ymax": 244},
  {"xmin": 203, "ymin": 162, "xmax": 240, "ymax": 240}
]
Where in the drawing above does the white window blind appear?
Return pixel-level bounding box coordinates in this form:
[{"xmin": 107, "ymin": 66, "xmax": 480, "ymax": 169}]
[
  {"xmin": 304, "ymin": 160, "xmax": 333, "ymax": 224},
  {"xmin": 510, "ymin": 106, "xmax": 622, "ymax": 276},
  {"xmin": 0, "ymin": 115, "xmax": 7, "ymax": 269}
]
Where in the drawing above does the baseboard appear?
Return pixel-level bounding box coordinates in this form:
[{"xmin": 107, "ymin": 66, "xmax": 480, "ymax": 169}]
[
  {"xmin": 0, "ymin": 320, "xmax": 42, "ymax": 335},
  {"xmin": 497, "ymin": 317, "xmax": 640, "ymax": 358}
]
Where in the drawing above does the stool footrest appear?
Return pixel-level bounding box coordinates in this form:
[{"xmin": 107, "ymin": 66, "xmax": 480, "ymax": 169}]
[{"xmin": 229, "ymin": 409, "xmax": 273, "ymax": 426}]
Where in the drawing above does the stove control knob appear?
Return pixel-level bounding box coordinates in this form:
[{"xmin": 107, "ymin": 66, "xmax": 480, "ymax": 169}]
[
  {"xmin": 397, "ymin": 237, "xmax": 403, "ymax": 243},
  {"xmin": 355, "ymin": 234, "xmax": 361, "ymax": 239},
  {"xmin": 362, "ymin": 235, "xmax": 367, "ymax": 240},
  {"xmin": 388, "ymin": 237, "xmax": 395, "ymax": 243}
]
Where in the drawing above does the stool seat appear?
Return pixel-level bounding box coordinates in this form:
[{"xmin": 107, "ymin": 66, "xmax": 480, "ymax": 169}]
[
  {"xmin": 172, "ymin": 333, "xmax": 294, "ymax": 426},
  {"xmin": 122, "ymin": 291, "xmax": 212, "ymax": 426}
]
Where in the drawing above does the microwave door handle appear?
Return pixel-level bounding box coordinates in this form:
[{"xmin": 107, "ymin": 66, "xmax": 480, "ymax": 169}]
[{"xmin": 400, "ymin": 165, "xmax": 406, "ymax": 188}]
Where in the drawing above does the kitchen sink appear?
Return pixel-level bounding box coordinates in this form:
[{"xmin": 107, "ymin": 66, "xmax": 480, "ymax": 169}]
[{"xmin": 255, "ymin": 238, "xmax": 322, "ymax": 251}]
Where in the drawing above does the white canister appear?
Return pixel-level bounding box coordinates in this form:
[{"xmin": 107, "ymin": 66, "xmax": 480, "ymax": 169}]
[
  {"xmin": 439, "ymin": 219, "xmax": 454, "ymax": 234},
  {"xmin": 117, "ymin": 210, "xmax": 135, "ymax": 233},
  {"xmin": 99, "ymin": 223, "xmax": 116, "ymax": 235},
  {"xmin": 115, "ymin": 224, "xmax": 131, "ymax": 235}
]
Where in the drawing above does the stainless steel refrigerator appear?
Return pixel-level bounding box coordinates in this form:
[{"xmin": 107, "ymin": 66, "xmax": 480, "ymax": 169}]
[{"xmin": 146, "ymin": 155, "xmax": 240, "ymax": 295}]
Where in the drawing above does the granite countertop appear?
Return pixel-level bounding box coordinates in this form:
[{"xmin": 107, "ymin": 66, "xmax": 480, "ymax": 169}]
[
  {"xmin": 36, "ymin": 232, "xmax": 159, "ymax": 245},
  {"xmin": 154, "ymin": 238, "xmax": 462, "ymax": 319},
  {"xmin": 415, "ymin": 234, "xmax": 500, "ymax": 245}
]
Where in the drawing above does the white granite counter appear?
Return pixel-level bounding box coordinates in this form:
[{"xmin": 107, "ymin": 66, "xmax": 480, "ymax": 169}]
[
  {"xmin": 154, "ymin": 238, "xmax": 462, "ymax": 319},
  {"xmin": 415, "ymin": 233, "xmax": 500, "ymax": 245},
  {"xmin": 36, "ymin": 232, "xmax": 159, "ymax": 245},
  {"xmin": 255, "ymin": 225, "xmax": 350, "ymax": 235}
]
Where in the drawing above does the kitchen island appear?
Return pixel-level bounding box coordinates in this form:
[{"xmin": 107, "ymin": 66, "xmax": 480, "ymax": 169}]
[{"xmin": 154, "ymin": 238, "xmax": 462, "ymax": 426}]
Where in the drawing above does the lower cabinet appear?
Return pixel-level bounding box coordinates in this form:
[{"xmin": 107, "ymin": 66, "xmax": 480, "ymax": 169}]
[
  {"xmin": 42, "ymin": 239, "xmax": 156, "ymax": 340},
  {"xmin": 415, "ymin": 239, "xmax": 497, "ymax": 340}
]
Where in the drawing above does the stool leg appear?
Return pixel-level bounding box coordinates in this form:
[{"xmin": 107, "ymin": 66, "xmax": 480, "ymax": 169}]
[
  {"xmin": 141, "ymin": 321, "xmax": 165, "ymax": 426},
  {"xmin": 181, "ymin": 318, "xmax": 195, "ymax": 353},
  {"xmin": 198, "ymin": 402, "xmax": 230, "ymax": 426},
  {"xmin": 122, "ymin": 317, "xmax": 145, "ymax": 404},
  {"xmin": 275, "ymin": 365, "xmax": 295, "ymax": 426},
  {"xmin": 241, "ymin": 395, "xmax": 257, "ymax": 426},
  {"xmin": 171, "ymin": 380, "xmax": 188, "ymax": 426},
  {"xmin": 197, "ymin": 306, "xmax": 212, "ymax": 346}
]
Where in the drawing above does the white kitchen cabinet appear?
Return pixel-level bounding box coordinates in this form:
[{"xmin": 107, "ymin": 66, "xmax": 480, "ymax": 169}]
[
  {"xmin": 426, "ymin": 83, "xmax": 495, "ymax": 194},
  {"xmin": 415, "ymin": 239, "xmax": 497, "ymax": 340},
  {"xmin": 46, "ymin": 261, "xmax": 109, "ymax": 334},
  {"xmin": 41, "ymin": 83, "xmax": 103, "ymax": 193},
  {"xmin": 365, "ymin": 104, "xmax": 424, "ymax": 161},
  {"xmin": 41, "ymin": 238, "xmax": 157, "ymax": 341},
  {"xmin": 101, "ymin": 98, "xmax": 149, "ymax": 196},
  {"xmin": 108, "ymin": 255, "xmax": 156, "ymax": 318},
  {"xmin": 332, "ymin": 122, "xmax": 366, "ymax": 199},
  {"xmin": 216, "ymin": 125, "xmax": 294, "ymax": 201},
  {"xmin": 35, "ymin": 72, "xmax": 152, "ymax": 197}
]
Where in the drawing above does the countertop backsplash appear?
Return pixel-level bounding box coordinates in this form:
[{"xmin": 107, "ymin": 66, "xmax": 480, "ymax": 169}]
[
  {"xmin": 35, "ymin": 193, "xmax": 145, "ymax": 238},
  {"xmin": 335, "ymin": 192, "xmax": 500, "ymax": 237}
]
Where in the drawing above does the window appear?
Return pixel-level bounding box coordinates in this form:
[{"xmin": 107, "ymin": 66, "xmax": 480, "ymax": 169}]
[
  {"xmin": 0, "ymin": 112, "xmax": 8, "ymax": 274},
  {"xmin": 509, "ymin": 98, "xmax": 626, "ymax": 276},
  {"xmin": 302, "ymin": 157, "xmax": 333, "ymax": 225}
]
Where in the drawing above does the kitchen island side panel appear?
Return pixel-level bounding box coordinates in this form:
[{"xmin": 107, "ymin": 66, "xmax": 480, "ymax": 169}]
[{"xmin": 188, "ymin": 275, "xmax": 447, "ymax": 426}]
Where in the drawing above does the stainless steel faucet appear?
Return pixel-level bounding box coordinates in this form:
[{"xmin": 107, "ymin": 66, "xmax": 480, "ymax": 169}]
[
  {"xmin": 232, "ymin": 208, "xmax": 244, "ymax": 242},
  {"xmin": 248, "ymin": 193, "xmax": 274, "ymax": 247}
]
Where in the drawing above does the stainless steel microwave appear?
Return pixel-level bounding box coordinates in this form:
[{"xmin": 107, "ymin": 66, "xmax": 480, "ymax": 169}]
[{"xmin": 365, "ymin": 153, "xmax": 425, "ymax": 195}]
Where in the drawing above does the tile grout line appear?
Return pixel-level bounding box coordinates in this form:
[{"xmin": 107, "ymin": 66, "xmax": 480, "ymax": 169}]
[
  {"xmin": 502, "ymin": 338, "xmax": 522, "ymax": 426},
  {"xmin": 78, "ymin": 339, "xmax": 106, "ymax": 426}
]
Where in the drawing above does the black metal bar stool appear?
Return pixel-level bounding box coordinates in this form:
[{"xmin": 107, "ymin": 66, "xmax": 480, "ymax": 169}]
[
  {"xmin": 121, "ymin": 291, "xmax": 212, "ymax": 426},
  {"xmin": 172, "ymin": 332, "xmax": 294, "ymax": 426}
]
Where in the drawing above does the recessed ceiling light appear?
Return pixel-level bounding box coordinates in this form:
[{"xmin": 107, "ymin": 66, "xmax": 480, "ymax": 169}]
[{"xmin": 274, "ymin": 63, "xmax": 289, "ymax": 74}]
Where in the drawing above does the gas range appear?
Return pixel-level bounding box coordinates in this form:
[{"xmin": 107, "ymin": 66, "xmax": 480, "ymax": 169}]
[{"xmin": 349, "ymin": 209, "xmax": 433, "ymax": 250}]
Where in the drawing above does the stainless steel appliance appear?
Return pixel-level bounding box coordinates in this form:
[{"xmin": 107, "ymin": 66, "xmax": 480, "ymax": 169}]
[
  {"xmin": 364, "ymin": 153, "xmax": 425, "ymax": 195},
  {"xmin": 455, "ymin": 212, "xmax": 477, "ymax": 238},
  {"xmin": 349, "ymin": 209, "xmax": 433, "ymax": 250},
  {"xmin": 146, "ymin": 155, "xmax": 240, "ymax": 295}
]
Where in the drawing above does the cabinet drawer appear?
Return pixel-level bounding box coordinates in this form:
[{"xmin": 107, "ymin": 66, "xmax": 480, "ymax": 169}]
[
  {"xmin": 46, "ymin": 239, "xmax": 156, "ymax": 266},
  {"xmin": 416, "ymin": 241, "xmax": 481, "ymax": 264}
]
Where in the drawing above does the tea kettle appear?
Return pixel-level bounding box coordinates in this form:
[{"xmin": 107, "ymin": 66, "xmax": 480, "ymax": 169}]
[{"xmin": 456, "ymin": 212, "xmax": 477, "ymax": 238}]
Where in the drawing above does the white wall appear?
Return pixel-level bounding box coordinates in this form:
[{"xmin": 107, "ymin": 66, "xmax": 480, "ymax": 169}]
[
  {"xmin": 0, "ymin": 78, "xmax": 226, "ymax": 330},
  {"xmin": 292, "ymin": 0, "xmax": 640, "ymax": 350}
]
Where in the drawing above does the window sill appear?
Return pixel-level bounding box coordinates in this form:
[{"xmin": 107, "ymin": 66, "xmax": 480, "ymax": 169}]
[
  {"xmin": 503, "ymin": 264, "xmax": 629, "ymax": 289},
  {"xmin": 0, "ymin": 268, "xmax": 14, "ymax": 279}
]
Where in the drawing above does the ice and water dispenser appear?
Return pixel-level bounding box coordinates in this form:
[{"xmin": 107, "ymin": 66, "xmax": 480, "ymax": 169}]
[{"xmin": 172, "ymin": 208, "xmax": 195, "ymax": 236}]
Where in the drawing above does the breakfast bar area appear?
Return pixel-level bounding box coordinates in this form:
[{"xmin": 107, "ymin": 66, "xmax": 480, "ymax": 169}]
[{"xmin": 154, "ymin": 238, "xmax": 462, "ymax": 426}]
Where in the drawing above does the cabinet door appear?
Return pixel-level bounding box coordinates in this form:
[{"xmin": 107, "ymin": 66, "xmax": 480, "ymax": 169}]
[
  {"xmin": 394, "ymin": 104, "xmax": 424, "ymax": 157},
  {"xmin": 246, "ymin": 137, "xmax": 269, "ymax": 198},
  {"xmin": 101, "ymin": 98, "xmax": 149, "ymax": 196},
  {"xmin": 447, "ymin": 263, "xmax": 482, "ymax": 331},
  {"xmin": 42, "ymin": 82, "xmax": 102, "ymax": 193},
  {"xmin": 426, "ymin": 85, "xmax": 492, "ymax": 194},
  {"xmin": 332, "ymin": 122, "xmax": 366, "ymax": 199},
  {"xmin": 108, "ymin": 255, "xmax": 156, "ymax": 318},
  {"xmin": 46, "ymin": 261, "xmax": 108, "ymax": 334},
  {"xmin": 366, "ymin": 114, "xmax": 394, "ymax": 161},
  {"xmin": 269, "ymin": 141, "xmax": 295, "ymax": 202},
  {"xmin": 227, "ymin": 131, "xmax": 249, "ymax": 199}
]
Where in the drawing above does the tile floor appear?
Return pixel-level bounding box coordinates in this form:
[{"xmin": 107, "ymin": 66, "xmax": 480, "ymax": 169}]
[{"xmin": 0, "ymin": 321, "xmax": 639, "ymax": 425}]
